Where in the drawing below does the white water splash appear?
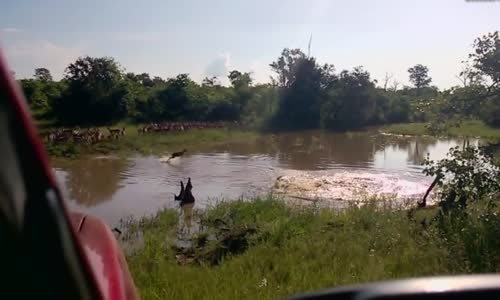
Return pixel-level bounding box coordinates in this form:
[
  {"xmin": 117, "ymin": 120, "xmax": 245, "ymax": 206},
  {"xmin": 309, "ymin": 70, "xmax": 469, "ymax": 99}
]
[
  {"xmin": 273, "ymin": 170, "xmax": 435, "ymax": 205},
  {"xmin": 158, "ymin": 155, "xmax": 170, "ymax": 163},
  {"xmin": 158, "ymin": 155, "xmax": 183, "ymax": 164}
]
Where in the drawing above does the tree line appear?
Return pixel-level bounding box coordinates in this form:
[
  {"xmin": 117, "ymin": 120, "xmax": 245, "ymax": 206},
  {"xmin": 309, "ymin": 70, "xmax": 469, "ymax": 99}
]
[{"xmin": 19, "ymin": 31, "xmax": 499, "ymax": 131}]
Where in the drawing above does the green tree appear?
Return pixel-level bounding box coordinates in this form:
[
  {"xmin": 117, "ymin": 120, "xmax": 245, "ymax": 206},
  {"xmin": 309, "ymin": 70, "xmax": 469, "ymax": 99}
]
[
  {"xmin": 21, "ymin": 71, "xmax": 64, "ymax": 117},
  {"xmin": 422, "ymin": 31, "xmax": 500, "ymax": 129},
  {"xmin": 20, "ymin": 79, "xmax": 49, "ymax": 112},
  {"xmin": 202, "ymin": 76, "xmax": 219, "ymax": 87},
  {"xmin": 269, "ymin": 48, "xmax": 306, "ymax": 88},
  {"xmin": 423, "ymin": 146, "xmax": 500, "ymax": 211},
  {"xmin": 456, "ymin": 61, "xmax": 483, "ymax": 87},
  {"xmin": 151, "ymin": 74, "xmax": 192, "ymax": 120},
  {"xmin": 137, "ymin": 73, "xmax": 154, "ymax": 87},
  {"xmin": 228, "ymin": 71, "xmax": 253, "ymax": 88},
  {"xmin": 34, "ymin": 67, "xmax": 53, "ymax": 81},
  {"xmin": 228, "ymin": 70, "xmax": 253, "ymax": 118},
  {"xmin": 408, "ymin": 64, "xmax": 432, "ymax": 95},
  {"xmin": 52, "ymin": 56, "xmax": 125, "ymax": 124},
  {"xmin": 469, "ymin": 31, "xmax": 500, "ymax": 127},
  {"xmin": 470, "ymin": 31, "xmax": 500, "ymax": 94},
  {"xmin": 271, "ymin": 49, "xmax": 335, "ymax": 129},
  {"xmin": 321, "ymin": 67, "xmax": 378, "ymax": 129},
  {"xmin": 152, "ymin": 76, "xmax": 166, "ymax": 85}
]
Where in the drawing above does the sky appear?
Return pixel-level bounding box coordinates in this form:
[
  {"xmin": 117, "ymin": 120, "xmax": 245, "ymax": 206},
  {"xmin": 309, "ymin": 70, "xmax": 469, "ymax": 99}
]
[{"xmin": 1, "ymin": 0, "xmax": 499, "ymax": 89}]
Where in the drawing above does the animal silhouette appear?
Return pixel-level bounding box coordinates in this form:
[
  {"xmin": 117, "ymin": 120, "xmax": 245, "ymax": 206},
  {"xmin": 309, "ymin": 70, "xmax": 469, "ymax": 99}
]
[
  {"xmin": 168, "ymin": 149, "xmax": 187, "ymax": 161},
  {"xmin": 174, "ymin": 177, "xmax": 195, "ymax": 206},
  {"xmin": 174, "ymin": 178, "xmax": 195, "ymax": 234}
]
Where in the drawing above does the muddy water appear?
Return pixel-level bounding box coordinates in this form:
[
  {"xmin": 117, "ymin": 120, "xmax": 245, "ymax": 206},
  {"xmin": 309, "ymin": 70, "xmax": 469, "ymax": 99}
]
[{"xmin": 53, "ymin": 130, "xmax": 480, "ymax": 226}]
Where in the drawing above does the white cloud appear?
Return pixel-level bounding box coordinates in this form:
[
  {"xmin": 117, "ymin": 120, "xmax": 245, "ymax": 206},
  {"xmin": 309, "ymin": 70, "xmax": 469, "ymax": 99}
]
[
  {"xmin": 2, "ymin": 28, "xmax": 23, "ymax": 33},
  {"xmin": 249, "ymin": 60, "xmax": 272, "ymax": 84},
  {"xmin": 203, "ymin": 53, "xmax": 232, "ymax": 85},
  {"xmin": 205, "ymin": 53, "xmax": 231, "ymax": 77},
  {"xmin": 4, "ymin": 39, "xmax": 83, "ymax": 79}
]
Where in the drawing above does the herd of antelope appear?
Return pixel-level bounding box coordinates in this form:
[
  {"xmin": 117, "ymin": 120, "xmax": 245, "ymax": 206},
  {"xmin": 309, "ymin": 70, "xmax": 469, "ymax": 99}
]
[
  {"xmin": 44, "ymin": 121, "xmax": 238, "ymax": 145},
  {"xmin": 137, "ymin": 121, "xmax": 237, "ymax": 134},
  {"xmin": 44, "ymin": 127, "xmax": 125, "ymax": 145}
]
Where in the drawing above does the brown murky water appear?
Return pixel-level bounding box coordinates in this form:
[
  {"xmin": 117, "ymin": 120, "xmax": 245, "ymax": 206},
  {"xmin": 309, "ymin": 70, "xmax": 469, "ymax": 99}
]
[{"xmin": 53, "ymin": 130, "xmax": 480, "ymax": 226}]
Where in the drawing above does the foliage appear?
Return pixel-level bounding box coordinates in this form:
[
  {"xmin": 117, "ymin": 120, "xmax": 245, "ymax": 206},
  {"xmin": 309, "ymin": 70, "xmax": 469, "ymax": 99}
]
[
  {"xmin": 408, "ymin": 64, "xmax": 432, "ymax": 95},
  {"xmin": 436, "ymin": 195, "xmax": 500, "ymax": 273},
  {"xmin": 18, "ymin": 31, "xmax": 500, "ymax": 132},
  {"xmin": 270, "ymin": 49, "xmax": 336, "ymax": 130},
  {"xmin": 34, "ymin": 67, "xmax": 53, "ymax": 82},
  {"xmin": 418, "ymin": 31, "xmax": 500, "ymax": 130},
  {"xmin": 268, "ymin": 49, "xmax": 411, "ymax": 130},
  {"xmin": 19, "ymin": 78, "xmax": 64, "ymax": 117},
  {"xmin": 125, "ymin": 196, "xmax": 500, "ymax": 300},
  {"xmin": 321, "ymin": 67, "xmax": 377, "ymax": 129},
  {"xmin": 470, "ymin": 31, "xmax": 500, "ymax": 90},
  {"xmin": 423, "ymin": 146, "xmax": 500, "ymax": 211},
  {"xmin": 51, "ymin": 56, "xmax": 127, "ymax": 125},
  {"xmin": 456, "ymin": 61, "xmax": 483, "ymax": 87},
  {"xmin": 20, "ymin": 51, "xmax": 412, "ymax": 130},
  {"xmin": 479, "ymin": 95, "xmax": 500, "ymax": 127},
  {"xmin": 468, "ymin": 31, "xmax": 500, "ymax": 127},
  {"xmin": 269, "ymin": 48, "xmax": 307, "ymax": 88},
  {"xmin": 126, "ymin": 198, "xmax": 449, "ymax": 300}
]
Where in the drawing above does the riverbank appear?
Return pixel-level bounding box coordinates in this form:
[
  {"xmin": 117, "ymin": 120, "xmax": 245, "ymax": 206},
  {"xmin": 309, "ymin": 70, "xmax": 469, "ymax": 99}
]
[
  {"xmin": 44, "ymin": 120, "xmax": 500, "ymax": 159},
  {"xmin": 381, "ymin": 120, "xmax": 500, "ymax": 140},
  {"xmin": 124, "ymin": 197, "xmax": 500, "ymax": 300},
  {"xmin": 44, "ymin": 124, "xmax": 259, "ymax": 159}
]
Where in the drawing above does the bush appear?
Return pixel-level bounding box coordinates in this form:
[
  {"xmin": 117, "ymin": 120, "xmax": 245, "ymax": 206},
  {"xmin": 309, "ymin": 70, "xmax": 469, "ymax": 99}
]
[
  {"xmin": 480, "ymin": 97, "xmax": 500, "ymax": 127},
  {"xmin": 423, "ymin": 146, "xmax": 500, "ymax": 211}
]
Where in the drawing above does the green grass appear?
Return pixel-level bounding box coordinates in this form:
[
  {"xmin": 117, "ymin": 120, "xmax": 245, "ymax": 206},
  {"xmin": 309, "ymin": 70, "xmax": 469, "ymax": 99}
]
[
  {"xmin": 382, "ymin": 120, "xmax": 500, "ymax": 140},
  {"xmin": 124, "ymin": 197, "xmax": 500, "ymax": 300},
  {"xmin": 43, "ymin": 124, "xmax": 259, "ymax": 159}
]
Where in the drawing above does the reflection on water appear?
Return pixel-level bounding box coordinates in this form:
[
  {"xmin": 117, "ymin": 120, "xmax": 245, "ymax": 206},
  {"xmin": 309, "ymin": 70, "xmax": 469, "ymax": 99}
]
[
  {"xmin": 176, "ymin": 203, "xmax": 199, "ymax": 249},
  {"xmin": 55, "ymin": 157, "xmax": 129, "ymax": 206},
  {"xmin": 181, "ymin": 203, "xmax": 194, "ymax": 233},
  {"xmin": 53, "ymin": 130, "xmax": 481, "ymax": 226}
]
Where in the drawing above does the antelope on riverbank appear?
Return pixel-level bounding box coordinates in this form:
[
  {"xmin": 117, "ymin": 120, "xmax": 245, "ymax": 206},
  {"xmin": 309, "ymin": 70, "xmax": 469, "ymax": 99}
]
[{"xmin": 107, "ymin": 127, "xmax": 122, "ymax": 139}]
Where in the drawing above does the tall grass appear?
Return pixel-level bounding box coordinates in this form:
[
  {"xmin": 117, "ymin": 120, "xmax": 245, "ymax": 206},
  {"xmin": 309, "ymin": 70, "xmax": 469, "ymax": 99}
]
[
  {"xmin": 123, "ymin": 196, "xmax": 500, "ymax": 300},
  {"xmin": 382, "ymin": 120, "xmax": 500, "ymax": 140}
]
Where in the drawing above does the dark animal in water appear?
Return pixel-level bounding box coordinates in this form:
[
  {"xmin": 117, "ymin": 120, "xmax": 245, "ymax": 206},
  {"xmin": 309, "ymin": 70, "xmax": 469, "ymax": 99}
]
[
  {"xmin": 112, "ymin": 227, "xmax": 122, "ymax": 235},
  {"xmin": 174, "ymin": 177, "xmax": 195, "ymax": 206},
  {"xmin": 174, "ymin": 181, "xmax": 185, "ymax": 201},
  {"xmin": 167, "ymin": 149, "xmax": 187, "ymax": 162}
]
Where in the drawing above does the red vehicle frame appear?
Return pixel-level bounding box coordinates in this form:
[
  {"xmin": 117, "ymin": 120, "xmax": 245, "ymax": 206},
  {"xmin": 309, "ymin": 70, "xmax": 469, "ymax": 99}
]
[{"xmin": 0, "ymin": 49, "xmax": 139, "ymax": 300}]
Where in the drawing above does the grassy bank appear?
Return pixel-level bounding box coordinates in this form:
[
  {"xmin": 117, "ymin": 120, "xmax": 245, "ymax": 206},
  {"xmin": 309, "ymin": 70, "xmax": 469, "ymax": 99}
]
[
  {"xmin": 124, "ymin": 197, "xmax": 500, "ymax": 300},
  {"xmin": 44, "ymin": 124, "xmax": 259, "ymax": 159},
  {"xmin": 382, "ymin": 120, "xmax": 500, "ymax": 140}
]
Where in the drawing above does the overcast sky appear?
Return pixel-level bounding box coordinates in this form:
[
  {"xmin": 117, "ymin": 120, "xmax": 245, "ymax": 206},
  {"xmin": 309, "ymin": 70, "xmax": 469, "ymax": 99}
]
[{"xmin": 1, "ymin": 0, "xmax": 499, "ymax": 88}]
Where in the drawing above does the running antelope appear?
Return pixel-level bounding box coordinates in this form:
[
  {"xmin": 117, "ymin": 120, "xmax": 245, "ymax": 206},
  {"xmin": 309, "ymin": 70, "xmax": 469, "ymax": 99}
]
[{"xmin": 167, "ymin": 149, "xmax": 187, "ymax": 161}]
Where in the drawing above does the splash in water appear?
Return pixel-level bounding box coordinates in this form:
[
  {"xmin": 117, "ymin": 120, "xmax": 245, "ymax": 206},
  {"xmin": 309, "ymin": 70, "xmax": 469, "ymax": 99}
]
[
  {"xmin": 159, "ymin": 155, "xmax": 182, "ymax": 163},
  {"xmin": 273, "ymin": 170, "xmax": 436, "ymax": 205}
]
